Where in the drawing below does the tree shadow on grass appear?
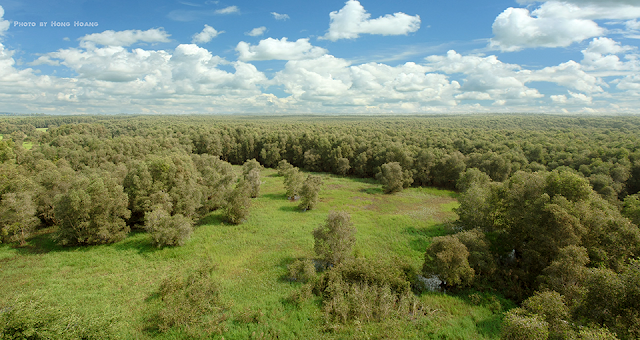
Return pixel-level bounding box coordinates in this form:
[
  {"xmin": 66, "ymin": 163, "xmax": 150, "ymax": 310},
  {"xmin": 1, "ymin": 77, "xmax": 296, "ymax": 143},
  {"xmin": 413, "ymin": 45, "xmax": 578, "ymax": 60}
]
[
  {"xmin": 475, "ymin": 313, "xmax": 503, "ymax": 338},
  {"xmin": 278, "ymin": 205, "xmax": 303, "ymax": 213},
  {"xmin": 261, "ymin": 192, "xmax": 287, "ymax": 201},
  {"xmin": 361, "ymin": 187, "xmax": 384, "ymax": 195},
  {"xmin": 405, "ymin": 224, "xmax": 451, "ymax": 252},
  {"xmin": 111, "ymin": 230, "xmax": 159, "ymax": 254}
]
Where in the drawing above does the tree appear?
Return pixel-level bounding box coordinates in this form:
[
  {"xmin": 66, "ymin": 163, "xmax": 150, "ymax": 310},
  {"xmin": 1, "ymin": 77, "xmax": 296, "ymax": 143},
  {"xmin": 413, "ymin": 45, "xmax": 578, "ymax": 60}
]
[
  {"xmin": 456, "ymin": 168, "xmax": 491, "ymax": 192},
  {"xmin": 336, "ymin": 157, "xmax": 350, "ymax": 176},
  {"xmin": 423, "ymin": 234, "xmax": 475, "ymax": 287},
  {"xmin": 145, "ymin": 208, "xmax": 193, "ymax": 248},
  {"xmin": 54, "ymin": 173, "xmax": 131, "ymax": 245},
  {"xmin": 223, "ymin": 180, "xmax": 251, "ymax": 224},
  {"xmin": 376, "ymin": 162, "xmax": 411, "ymax": 194},
  {"xmin": 277, "ymin": 159, "xmax": 294, "ymax": 176},
  {"xmin": 242, "ymin": 159, "xmax": 262, "ymax": 198},
  {"xmin": 622, "ymin": 194, "xmax": 640, "ymax": 226},
  {"xmin": 283, "ymin": 167, "xmax": 304, "ymax": 199},
  {"xmin": 299, "ymin": 175, "xmax": 322, "ymax": 211},
  {"xmin": 313, "ymin": 211, "xmax": 356, "ymax": 266},
  {"xmin": 0, "ymin": 192, "xmax": 39, "ymax": 245}
]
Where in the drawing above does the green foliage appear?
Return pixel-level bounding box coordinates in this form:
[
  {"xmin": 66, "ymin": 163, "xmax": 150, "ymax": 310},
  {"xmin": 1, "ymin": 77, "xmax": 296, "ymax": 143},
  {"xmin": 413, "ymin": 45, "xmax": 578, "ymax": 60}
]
[
  {"xmin": 276, "ymin": 159, "xmax": 293, "ymax": 176},
  {"xmin": 376, "ymin": 162, "xmax": 412, "ymax": 194},
  {"xmin": 0, "ymin": 295, "xmax": 116, "ymax": 339},
  {"xmin": 144, "ymin": 208, "xmax": 193, "ymax": 248},
  {"xmin": 0, "ymin": 192, "xmax": 39, "ymax": 245},
  {"xmin": 54, "ymin": 172, "xmax": 131, "ymax": 245},
  {"xmin": 622, "ymin": 194, "xmax": 640, "ymax": 226},
  {"xmin": 287, "ymin": 259, "xmax": 316, "ymax": 283},
  {"xmin": 223, "ymin": 180, "xmax": 251, "ymax": 224},
  {"xmin": 155, "ymin": 259, "xmax": 227, "ymax": 335},
  {"xmin": 313, "ymin": 257, "xmax": 425, "ymax": 325},
  {"xmin": 520, "ymin": 291, "xmax": 571, "ymax": 338},
  {"xmin": 336, "ymin": 157, "xmax": 350, "ymax": 176},
  {"xmin": 456, "ymin": 167, "xmax": 491, "ymax": 192},
  {"xmin": 283, "ymin": 167, "xmax": 304, "ymax": 199},
  {"xmin": 299, "ymin": 174, "xmax": 323, "ymax": 211},
  {"xmin": 313, "ymin": 211, "xmax": 356, "ymax": 266},
  {"xmin": 502, "ymin": 309, "xmax": 550, "ymax": 340},
  {"xmin": 423, "ymin": 234, "xmax": 475, "ymax": 287},
  {"xmin": 243, "ymin": 159, "xmax": 262, "ymax": 198}
]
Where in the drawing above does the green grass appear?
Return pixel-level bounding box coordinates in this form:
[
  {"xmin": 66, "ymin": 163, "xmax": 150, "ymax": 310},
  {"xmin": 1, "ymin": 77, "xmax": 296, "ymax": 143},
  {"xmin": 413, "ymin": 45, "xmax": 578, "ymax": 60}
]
[{"xmin": 0, "ymin": 168, "xmax": 504, "ymax": 339}]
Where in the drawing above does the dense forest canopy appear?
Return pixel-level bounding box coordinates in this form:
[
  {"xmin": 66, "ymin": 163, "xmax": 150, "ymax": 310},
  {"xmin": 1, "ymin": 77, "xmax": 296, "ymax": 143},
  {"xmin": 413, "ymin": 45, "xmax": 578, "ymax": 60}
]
[{"xmin": 1, "ymin": 114, "xmax": 640, "ymax": 339}]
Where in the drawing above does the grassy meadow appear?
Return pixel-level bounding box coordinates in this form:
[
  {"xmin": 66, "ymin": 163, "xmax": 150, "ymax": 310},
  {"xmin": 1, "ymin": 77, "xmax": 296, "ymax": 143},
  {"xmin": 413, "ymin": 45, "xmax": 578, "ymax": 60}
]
[{"xmin": 0, "ymin": 167, "xmax": 506, "ymax": 339}]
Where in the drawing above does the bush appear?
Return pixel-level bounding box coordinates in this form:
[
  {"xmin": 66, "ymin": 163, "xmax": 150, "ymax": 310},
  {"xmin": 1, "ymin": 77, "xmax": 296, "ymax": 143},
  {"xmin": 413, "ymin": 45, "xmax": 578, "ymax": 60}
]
[
  {"xmin": 502, "ymin": 309, "xmax": 550, "ymax": 340},
  {"xmin": 299, "ymin": 175, "xmax": 322, "ymax": 211},
  {"xmin": 144, "ymin": 208, "xmax": 193, "ymax": 247},
  {"xmin": 376, "ymin": 162, "xmax": 411, "ymax": 194},
  {"xmin": 313, "ymin": 258, "xmax": 426, "ymax": 325},
  {"xmin": 0, "ymin": 192, "xmax": 39, "ymax": 245},
  {"xmin": 156, "ymin": 259, "xmax": 227, "ymax": 335},
  {"xmin": 288, "ymin": 259, "xmax": 316, "ymax": 283},
  {"xmin": 313, "ymin": 211, "xmax": 356, "ymax": 266},
  {"xmin": 0, "ymin": 295, "xmax": 116, "ymax": 339},
  {"xmin": 423, "ymin": 234, "xmax": 474, "ymax": 287},
  {"xmin": 54, "ymin": 173, "xmax": 131, "ymax": 246},
  {"xmin": 223, "ymin": 180, "xmax": 251, "ymax": 224},
  {"xmin": 276, "ymin": 159, "xmax": 294, "ymax": 176}
]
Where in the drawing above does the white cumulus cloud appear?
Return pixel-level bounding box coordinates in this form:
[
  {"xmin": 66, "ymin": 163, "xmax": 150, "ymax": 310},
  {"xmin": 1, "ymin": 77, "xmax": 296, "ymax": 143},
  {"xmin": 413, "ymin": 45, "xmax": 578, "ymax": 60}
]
[
  {"xmin": 215, "ymin": 6, "xmax": 239, "ymax": 14},
  {"xmin": 0, "ymin": 6, "xmax": 9, "ymax": 38},
  {"xmin": 79, "ymin": 28, "xmax": 171, "ymax": 47},
  {"xmin": 236, "ymin": 37, "xmax": 328, "ymax": 61},
  {"xmin": 192, "ymin": 24, "xmax": 222, "ymax": 44},
  {"xmin": 490, "ymin": 4, "xmax": 603, "ymax": 51},
  {"xmin": 271, "ymin": 12, "xmax": 290, "ymax": 20},
  {"xmin": 320, "ymin": 0, "xmax": 420, "ymax": 41},
  {"xmin": 246, "ymin": 26, "xmax": 267, "ymax": 37}
]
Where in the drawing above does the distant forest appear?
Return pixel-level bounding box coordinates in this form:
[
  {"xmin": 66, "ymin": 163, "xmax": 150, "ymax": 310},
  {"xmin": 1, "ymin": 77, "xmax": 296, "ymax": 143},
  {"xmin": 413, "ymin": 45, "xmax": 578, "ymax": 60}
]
[{"xmin": 1, "ymin": 114, "xmax": 640, "ymax": 339}]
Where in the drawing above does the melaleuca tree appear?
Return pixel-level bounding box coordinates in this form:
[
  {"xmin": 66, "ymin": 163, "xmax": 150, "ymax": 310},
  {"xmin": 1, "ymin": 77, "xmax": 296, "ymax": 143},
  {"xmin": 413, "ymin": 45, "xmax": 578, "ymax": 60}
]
[
  {"xmin": 313, "ymin": 211, "xmax": 356, "ymax": 266},
  {"xmin": 622, "ymin": 194, "xmax": 640, "ymax": 226},
  {"xmin": 283, "ymin": 167, "xmax": 304, "ymax": 199},
  {"xmin": 55, "ymin": 172, "xmax": 131, "ymax": 245},
  {"xmin": 242, "ymin": 159, "xmax": 262, "ymax": 198},
  {"xmin": 336, "ymin": 157, "xmax": 350, "ymax": 176},
  {"xmin": 144, "ymin": 207, "xmax": 193, "ymax": 248},
  {"xmin": 422, "ymin": 234, "xmax": 475, "ymax": 287},
  {"xmin": 376, "ymin": 162, "xmax": 405, "ymax": 194},
  {"xmin": 276, "ymin": 159, "xmax": 294, "ymax": 176},
  {"xmin": 191, "ymin": 154, "xmax": 235, "ymax": 212},
  {"xmin": 456, "ymin": 168, "xmax": 491, "ymax": 192},
  {"xmin": 0, "ymin": 192, "xmax": 39, "ymax": 245},
  {"xmin": 223, "ymin": 180, "xmax": 251, "ymax": 224},
  {"xmin": 299, "ymin": 175, "xmax": 322, "ymax": 211}
]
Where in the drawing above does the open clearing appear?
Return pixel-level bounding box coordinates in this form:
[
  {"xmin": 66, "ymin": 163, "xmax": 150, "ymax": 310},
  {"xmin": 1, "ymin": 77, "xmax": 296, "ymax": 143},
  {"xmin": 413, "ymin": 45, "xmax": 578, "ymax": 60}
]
[{"xmin": 0, "ymin": 167, "xmax": 504, "ymax": 339}]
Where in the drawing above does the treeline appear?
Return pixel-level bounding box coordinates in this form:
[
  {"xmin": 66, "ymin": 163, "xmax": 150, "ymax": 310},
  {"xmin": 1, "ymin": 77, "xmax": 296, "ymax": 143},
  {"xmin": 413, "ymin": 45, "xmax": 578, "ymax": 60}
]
[{"xmin": 1, "ymin": 114, "xmax": 640, "ymax": 247}]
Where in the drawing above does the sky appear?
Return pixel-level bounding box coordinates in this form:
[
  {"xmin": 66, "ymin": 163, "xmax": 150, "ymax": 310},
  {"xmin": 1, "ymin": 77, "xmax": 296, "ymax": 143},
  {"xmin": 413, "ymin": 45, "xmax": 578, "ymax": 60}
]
[{"xmin": 1, "ymin": 0, "xmax": 640, "ymax": 114}]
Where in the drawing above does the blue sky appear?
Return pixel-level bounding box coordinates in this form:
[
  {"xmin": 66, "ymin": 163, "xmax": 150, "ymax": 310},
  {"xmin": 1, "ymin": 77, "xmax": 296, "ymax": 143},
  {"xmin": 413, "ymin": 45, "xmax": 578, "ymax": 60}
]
[{"xmin": 0, "ymin": 0, "xmax": 639, "ymax": 114}]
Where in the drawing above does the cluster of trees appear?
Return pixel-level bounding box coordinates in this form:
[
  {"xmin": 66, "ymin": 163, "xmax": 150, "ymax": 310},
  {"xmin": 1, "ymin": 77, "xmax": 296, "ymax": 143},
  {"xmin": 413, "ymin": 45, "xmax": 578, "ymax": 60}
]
[{"xmin": 424, "ymin": 169, "xmax": 640, "ymax": 339}]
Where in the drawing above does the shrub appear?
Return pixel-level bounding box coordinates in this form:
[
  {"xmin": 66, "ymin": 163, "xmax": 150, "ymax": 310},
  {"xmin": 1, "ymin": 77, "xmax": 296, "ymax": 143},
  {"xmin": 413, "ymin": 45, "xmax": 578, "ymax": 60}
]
[
  {"xmin": 0, "ymin": 295, "xmax": 116, "ymax": 339},
  {"xmin": 313, "ymin": 258, "xmax": 425, "ymax": 325},
  {"xmin": 223, "ymin": 180, "xmax": 251, "ymax": 224},
  {"xmin": 299, "ymin": 175, "xmax": 322, "ymax": 211},
  {"xmin": 313, "ymin": 211, "xmax": 356, "ymax": 266},
  {"xmin": 276, "ymin": 159, "xmax": 294, "ymax": 176},
  {"xmin": 54, "ymin": 173, "xmax": 131, "ymax": 246},
  {"xmin": 156, "ymin": 259, "xmax": 227, "ymax": 335},
  {"xmin": 0, "ymin": 192, "xmax": 39, "ymax": 245},
  {"xmin": 144, "ymin": 208, "xmax": 193, "ymax": 247},
  {"xmin": 423, "ymin": 234, "xmax": 474, "ymax": 287},
  {"xmin": 288, "ymin": 259, "xmax": 316, "ymax": 283},
  {"xmin": 502, "ymin": 309, "xmax": 550, "ymax": 340}
]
